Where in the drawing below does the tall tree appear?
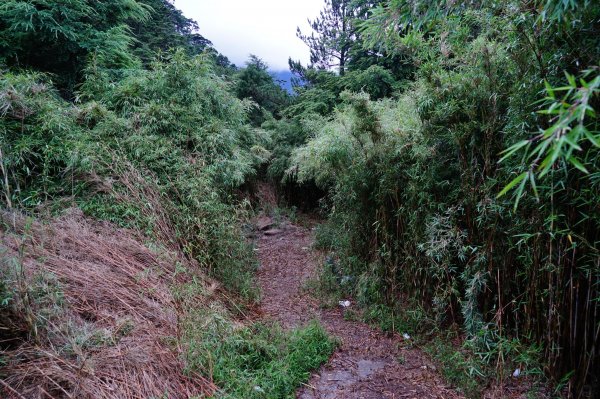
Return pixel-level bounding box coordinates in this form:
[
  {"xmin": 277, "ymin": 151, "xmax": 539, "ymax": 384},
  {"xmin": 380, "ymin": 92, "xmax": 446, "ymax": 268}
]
[
  {"xmin": 0, "ymin": 0, "xmax": 234, "ymax": 96},
  {"xmin": 296, "ymin": 0, "xmax": 393, "ymax": 76},
  {"xmin": 130, "ymin": 0, "xmax": 235, "ymax": 72},
  {"xmin": 297, "ymin": 0, "xmax": 354, "ymax": 75},
  {"xmin": 235, "ymin": 55, "xmax": 290, "ymax": 126},
  {"xmin": 131, "ymin": 0, "xmax": 212, "ymax": 61}
]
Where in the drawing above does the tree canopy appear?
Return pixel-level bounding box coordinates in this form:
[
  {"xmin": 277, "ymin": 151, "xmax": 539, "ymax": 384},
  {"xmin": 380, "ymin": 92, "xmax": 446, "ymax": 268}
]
[{"xmin": 0, "ymin": 0, "xmax": 232, "ymax": 96}]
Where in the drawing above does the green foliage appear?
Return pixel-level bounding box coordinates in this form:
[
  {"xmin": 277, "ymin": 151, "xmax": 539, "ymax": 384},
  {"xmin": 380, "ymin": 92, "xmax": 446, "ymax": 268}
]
[
  {"xmin": 289, "ymin": 92, "xmax": 422, "ymax": 187},
  {"xmin": 91, "ymin": 50, "xmax": 264, "ymax": 188},
  {"xmin": 130, "ymin": 0, "xmax": 220, "ymax": 63},
  {"xmin": 235, "ymin": 55, "xmax": 291, "ymax": 126},
  {"xmin": 499, "ymin": 70, "xmax": 600, "ymax": 208},
  {"xmin": 284, "ymin": 2, "xmax": 600, "ymax": 394},
  {"xmin": 296, "ymin": 0, "xmax": 399, "ymax": 78},
  {"xmin": 0, "ymin": 0, "xmax": 151, "ymax": 93},
  {"xmin": 297, "ymin": 0, "xmax": 355, "ymax": 75},
  {"xmin": 425, "ymin": 333, "xmax": 545, "ymax": 398},
  {"xmin": 0, "ymin": 1, "xmax": 336, "ymax": 397},
  {"xmin": 2, "ymin": 0, "xmax": 600, "ymax": 395},
  {"xmin": 0, "ymin": 0, "xmax": 232, "ymax": 95},
  {"xmin": 360, "ymin": 302, "xmax": 434, "ymax": 336},
  {"xmin": 341, "ymin": 65, "xmax": 397, "ymax": 100},
  {"xmin": 424, "ymin": 336, "xmax": 486, "ymax": 398},
  {"xmin": 264, "ymin": 114, "xmax": 325, "ymax": 182},
  {"xmin": 0, "ymin": 71, "xmax": 84, "ymax": 207},
  {"xmin": 183, "ymin": 312, "xmax": 336, "ymax": 399},
  {"xmin": 283, "ymin": 88, "xmax": 337, "ymax": 118},
  {"xmin": 1, "ymin": 51, "xmax": 265, "ymax": 297}
]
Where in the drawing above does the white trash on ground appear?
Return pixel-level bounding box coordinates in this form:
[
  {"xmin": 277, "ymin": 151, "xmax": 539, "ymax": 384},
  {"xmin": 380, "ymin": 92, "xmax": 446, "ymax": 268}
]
[
  {"xmin": 339, "ymin": 300, "xmax": 351, "ymax": 308},
  {"xmin": 402, "ymin": 333, "xmax": 411, "ymax": 340}
]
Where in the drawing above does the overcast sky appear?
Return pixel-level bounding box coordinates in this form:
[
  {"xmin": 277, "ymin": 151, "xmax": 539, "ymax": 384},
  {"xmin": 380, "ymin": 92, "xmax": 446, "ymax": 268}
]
[{"xmin": 174, "ymin": 0, "xmax": 324, "ymax": 71}]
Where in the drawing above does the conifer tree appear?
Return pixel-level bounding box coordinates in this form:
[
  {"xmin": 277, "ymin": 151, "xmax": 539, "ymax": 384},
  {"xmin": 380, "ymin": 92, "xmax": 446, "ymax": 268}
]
[{"xmin": 297, "ymin": 0, "xmax": 354, "ymax": 75}]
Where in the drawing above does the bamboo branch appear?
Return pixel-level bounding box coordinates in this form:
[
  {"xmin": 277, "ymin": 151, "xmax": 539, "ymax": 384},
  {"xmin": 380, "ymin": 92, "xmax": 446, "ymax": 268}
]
[{"xmin": 0, "ymin": 146, "xmax": 12, "ymax": 209}]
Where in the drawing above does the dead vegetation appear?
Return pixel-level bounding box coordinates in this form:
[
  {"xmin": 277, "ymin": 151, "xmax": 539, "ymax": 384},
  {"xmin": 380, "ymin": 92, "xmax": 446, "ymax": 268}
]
[
  {"xmin": 81, "ymin": 160, "xmax": 181, "ymax": 251},
  {"xmin": 0, "ymin": 209, "xmax": 217, "ymax": 398}
]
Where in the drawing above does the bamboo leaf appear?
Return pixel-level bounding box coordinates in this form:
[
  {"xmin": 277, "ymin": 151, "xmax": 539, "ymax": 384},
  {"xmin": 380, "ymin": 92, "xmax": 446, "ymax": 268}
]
[
  {"xmin": 563, "ymin": 133, "xmax": 583, "ymax": 151},
  {"xmin": 566, "ymin": 72, "xmax": 576, "ymax": 87},
  {"xmin": 499, "ymin": 140, "xmax": 529, "ymax": 163},
  {"xmin": 529, "ymin": 170, "xmax": 539, "ymax": 199},
  {"xmin": 513, "ymin": 171, "xmax": 529, "ymax": 211},
  {"xmin": 583, "ymin": 129, "xmax": 600, "ymax": 147},
  {"xmin": 497, "ymin": 172, "xmax": 527, "ymax": 198},
  {"xmin": 568, "ymin": 156, "xmax": 589, "ymax": 174},
  {"xmin": 544, "ymin": 80, "xmax": 555, "ymax": 98},
  {"xmin": 538, "ymin": 142, "xmax": 563, "ymax": 177}
]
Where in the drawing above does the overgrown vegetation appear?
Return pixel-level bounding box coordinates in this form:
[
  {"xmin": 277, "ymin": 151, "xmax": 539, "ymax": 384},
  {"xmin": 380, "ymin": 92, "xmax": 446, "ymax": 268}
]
[
  {"xmin": 0, "ymin": 0, "xmax": 331, "ymax": 397},
  {"xmin": 0, "ymin": 52, "xmax": 263, "ymax": 296},
  {"xmin": 267, "ymin": 0, "xmax": 600, "ymax": 396},
  {"xmin": 183, "ymin": 315, "xmax": 335, "ymax": 399},
  {"xmin": 2, "ymin": 0, "xmax": 599, "ymax": 397}
]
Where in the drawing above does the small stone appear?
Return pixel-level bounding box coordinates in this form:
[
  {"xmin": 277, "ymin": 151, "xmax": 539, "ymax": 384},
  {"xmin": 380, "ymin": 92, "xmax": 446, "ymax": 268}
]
[{"xmin": 257, "ymin": 217, "xmax": 274, "ymax": 231}]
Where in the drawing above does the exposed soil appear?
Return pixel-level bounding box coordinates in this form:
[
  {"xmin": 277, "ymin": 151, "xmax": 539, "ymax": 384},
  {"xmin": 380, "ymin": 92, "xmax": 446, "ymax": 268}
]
[{"xmin": 256, "ymin": 218, "xmax": 463, "ymax": 399}]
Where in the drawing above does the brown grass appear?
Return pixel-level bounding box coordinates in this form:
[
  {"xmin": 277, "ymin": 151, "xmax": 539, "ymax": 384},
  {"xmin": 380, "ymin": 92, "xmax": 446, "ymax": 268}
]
[
  {"xmin": 81, "ymin": 160, "xmax": 180, "ymax": 251},
  {"xmin": 0, "ymin": 209, "xmax": 217, "ymax": 398}
]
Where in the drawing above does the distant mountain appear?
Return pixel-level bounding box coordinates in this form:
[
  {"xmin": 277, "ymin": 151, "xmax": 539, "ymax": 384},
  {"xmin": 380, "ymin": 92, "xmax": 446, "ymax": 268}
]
[{"xmin": 271, "ymin": 70, "xmax": 295, "ymax": 94}]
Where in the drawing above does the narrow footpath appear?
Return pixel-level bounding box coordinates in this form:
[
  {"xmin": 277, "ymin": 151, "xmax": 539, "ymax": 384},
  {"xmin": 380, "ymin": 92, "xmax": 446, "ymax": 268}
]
[{"xmin": 256, "ymin": 217, "xmax": 462, "ymax": 399}]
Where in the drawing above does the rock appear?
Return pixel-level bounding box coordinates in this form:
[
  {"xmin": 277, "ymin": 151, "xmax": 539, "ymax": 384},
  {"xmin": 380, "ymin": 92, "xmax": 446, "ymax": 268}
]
[
  {"xmin": 264, "ymin": 228, "xmax": 283, "ymax": 236},
  {"xmin": 257, "ymin": 217, "xmax": 274, "ymax": 231},
  {"xmin": 357, "ymin": 359, "xmax": 386, "ymax": 378}
]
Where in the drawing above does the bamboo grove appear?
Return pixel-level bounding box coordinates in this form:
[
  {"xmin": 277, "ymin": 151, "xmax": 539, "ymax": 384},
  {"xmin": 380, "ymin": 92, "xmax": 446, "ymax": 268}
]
[
  {"xmin": 1, "ymin": 0, "xmax": 599, "ymax": 397},
  {"xmin": 274, "ymin": 0, "xmax": 600, "ymax": 395}
]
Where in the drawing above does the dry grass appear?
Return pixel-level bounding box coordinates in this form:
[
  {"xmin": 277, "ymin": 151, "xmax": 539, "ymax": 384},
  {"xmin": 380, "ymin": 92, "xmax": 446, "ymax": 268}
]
[
  {"xmin": 82, "ymin": 160, "xmax": 180, "ymax": 250},
  {"xmin": 0, "ymin": 209, "xmax": 217, "ymax": 398}
]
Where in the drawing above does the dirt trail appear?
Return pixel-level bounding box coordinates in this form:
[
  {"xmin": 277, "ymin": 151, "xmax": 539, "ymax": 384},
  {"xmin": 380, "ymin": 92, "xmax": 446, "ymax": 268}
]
[{"xmin": 256, "ymin": 219, "xmax": 463, "ymax": 399}]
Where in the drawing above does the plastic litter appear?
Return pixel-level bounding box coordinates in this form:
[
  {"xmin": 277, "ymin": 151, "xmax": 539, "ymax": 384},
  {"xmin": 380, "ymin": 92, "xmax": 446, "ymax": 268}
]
[
  {"xmin": 402, "ymin": 333, "xmax": 411, "ymax": 340},
  {"xmin": 512, "ymin": 368, "xmax": 521, "ymax": 377},
  {"xmin": 338, "ymin": 300, "xmax": 351, "ymax": 307}
]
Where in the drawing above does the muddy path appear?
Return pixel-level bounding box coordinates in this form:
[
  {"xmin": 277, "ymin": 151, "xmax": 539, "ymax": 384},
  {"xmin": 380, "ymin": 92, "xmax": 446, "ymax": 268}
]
[{"xmin": 256, "ymin": 218, "xmax": 463, "ymax": 399}]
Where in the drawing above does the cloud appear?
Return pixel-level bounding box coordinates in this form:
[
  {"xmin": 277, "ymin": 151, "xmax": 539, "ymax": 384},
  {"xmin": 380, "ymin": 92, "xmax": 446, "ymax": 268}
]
[{"xmin": 174, "ymin": 0, "xmax": 324, "ymax": 70}]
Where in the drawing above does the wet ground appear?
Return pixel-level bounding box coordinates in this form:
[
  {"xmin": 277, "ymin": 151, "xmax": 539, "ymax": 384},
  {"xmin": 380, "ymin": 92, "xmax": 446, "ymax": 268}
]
[{"xmin": 255, "ymin": 218, "xmax": 462, "ymax": 399}]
